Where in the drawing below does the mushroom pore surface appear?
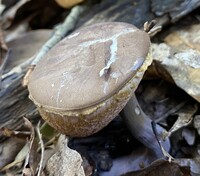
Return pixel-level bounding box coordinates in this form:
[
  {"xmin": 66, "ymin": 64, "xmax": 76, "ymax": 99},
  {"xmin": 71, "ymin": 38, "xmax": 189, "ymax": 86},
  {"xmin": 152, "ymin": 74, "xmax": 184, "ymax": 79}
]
[{"xmin": 28, "ymin": 22, "xmax": 151, "ymax": 136}]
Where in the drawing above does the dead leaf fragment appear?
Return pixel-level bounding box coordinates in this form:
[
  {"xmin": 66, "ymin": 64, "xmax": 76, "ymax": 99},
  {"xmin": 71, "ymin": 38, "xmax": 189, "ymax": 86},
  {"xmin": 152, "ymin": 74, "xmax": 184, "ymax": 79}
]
[
  {"xmin": 123, "ymin": 159, "xmax": 188, "ymax": 176},
  {"xmin": 151, "ymin": 43, "xmax": 200, "ymax": 102},
  {"xmin": 0, "ymin": 138, "xmax": 25, "ymax": 170},
  {"xmin": 1, "ymin": 143, "xmax": 29, "ymax": 171},
  {"xmin": 164, "ymin": 24, "xmax": 200, "ymax": 52},
  {"xmin": 150, "ymin": 23, "xmax": 200, "ymax": 102},
  {"xmin": 23, "ymin": 118, "xmax": 40, "ymax": 176},
  {"xmin": 162, "ymin": 104, "xmax": 197, "ymax": 140},
  {"xmin": 46, "ymin": 135, "xmax": 85, "ymax": 176}
]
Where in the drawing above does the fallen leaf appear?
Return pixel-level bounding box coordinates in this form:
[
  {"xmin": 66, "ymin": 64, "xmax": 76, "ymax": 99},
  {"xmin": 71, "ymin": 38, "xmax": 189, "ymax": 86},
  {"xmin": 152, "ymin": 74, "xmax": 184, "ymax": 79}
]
[
  {"xmin": 164, "ymin": 24, "xmax": 200, "ymax": 52},
  {"xmin": 0, "ymin": 127, "xmax": 30, "ymax": 139},
  {"xmin": 46, "ymin": 135, "xmax": 85, "ymax": 176},
  {"xmin": 23, "ymin": 118, "xmax": 39, "ymax": 176},
  {"xmin": 151, "ymin": 42, "xmax": 200, "ymax": 102},
  {"xmin": 0, "ymin": 138, "xmax": 25, "ymax": 170},
  {"xmin": 1, "ymin": 143, "xmax": 29, "ymax": 171},
  {"xmin": 123, "ymin": 159, "xmax": 189, "ymax": 176}
]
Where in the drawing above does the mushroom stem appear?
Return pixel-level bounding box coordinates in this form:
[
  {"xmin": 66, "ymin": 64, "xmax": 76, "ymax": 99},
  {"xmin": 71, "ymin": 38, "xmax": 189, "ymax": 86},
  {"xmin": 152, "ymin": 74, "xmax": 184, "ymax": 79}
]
[{"xmin": 121, "ymin": 94, "xmax": 171, "ymax": 157}]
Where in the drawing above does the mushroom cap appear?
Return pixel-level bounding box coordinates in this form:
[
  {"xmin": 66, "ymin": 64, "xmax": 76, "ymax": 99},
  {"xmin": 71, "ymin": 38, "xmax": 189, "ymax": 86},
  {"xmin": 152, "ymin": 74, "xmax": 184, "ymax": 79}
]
[
  {"xmin": 28, "ymin": 22, "xmax": 152, "ymax": 136},
  {"xmin": 28, "ymin": 22, "xmax": 150, "ymax": 111}
]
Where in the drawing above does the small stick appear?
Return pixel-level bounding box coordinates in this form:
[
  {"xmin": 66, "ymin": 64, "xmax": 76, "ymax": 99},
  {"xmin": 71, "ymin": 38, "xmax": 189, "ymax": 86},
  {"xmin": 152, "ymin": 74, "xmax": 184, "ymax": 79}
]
[
  {"xmin": 144, "ymin": 20, "xmax": 157, "ymax": 33},
  {"xmin": 36, "ymin": 121, "xmax": 44, "ymax": 176},
  {"xmin": 22, "ymin": 65, "xmax": 35, "ymax": 87},
  {"xmin": 144, "ymin": 20, "xmax": 162, "ymax": 37}
]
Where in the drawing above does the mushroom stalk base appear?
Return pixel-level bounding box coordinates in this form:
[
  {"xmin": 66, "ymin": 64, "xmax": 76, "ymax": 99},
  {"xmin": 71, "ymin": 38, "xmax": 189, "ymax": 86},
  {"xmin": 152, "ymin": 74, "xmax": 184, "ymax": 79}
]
[{"xmin": 121, "ymin": 94, "xmax": 171, "ymax": 157}]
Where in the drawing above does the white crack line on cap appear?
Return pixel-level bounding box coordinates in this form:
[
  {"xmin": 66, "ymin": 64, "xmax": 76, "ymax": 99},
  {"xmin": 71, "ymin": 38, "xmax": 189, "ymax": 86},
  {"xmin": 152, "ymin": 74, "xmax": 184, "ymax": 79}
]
[
  {"xmin": 56, "ymin": 72, "xmax": 72, "ymax": 107},
  {"xmin": 81, "ymin": 28, "xmax": 136, "ymax": 95},
  {"xmin": 103, "ymin": 81, "xmax": 109, "ymax": 94},
  {"xmin": 79, "ymin": 28, "xmax": 136, "ymax": 77}
]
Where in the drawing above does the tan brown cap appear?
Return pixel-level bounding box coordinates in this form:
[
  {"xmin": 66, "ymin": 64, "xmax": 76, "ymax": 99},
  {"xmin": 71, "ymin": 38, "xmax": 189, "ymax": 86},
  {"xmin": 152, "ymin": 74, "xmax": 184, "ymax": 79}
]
[{"xmin": 28, "ymin": 22, "xmax": 150, "ymax": 111}]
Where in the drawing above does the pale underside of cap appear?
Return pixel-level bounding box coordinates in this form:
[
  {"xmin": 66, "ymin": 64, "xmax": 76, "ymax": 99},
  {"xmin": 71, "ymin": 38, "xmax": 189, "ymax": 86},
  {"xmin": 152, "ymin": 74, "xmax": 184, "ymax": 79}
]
[{"xmin": 28, "ymin": 22, "xmax": 150, "ymax": 110}]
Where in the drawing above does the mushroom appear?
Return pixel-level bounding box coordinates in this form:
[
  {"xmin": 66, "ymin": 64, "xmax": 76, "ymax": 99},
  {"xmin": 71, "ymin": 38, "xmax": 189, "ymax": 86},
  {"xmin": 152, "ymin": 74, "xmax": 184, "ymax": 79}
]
[{"xmin": 28, "ymin": 22, "xmax": 170, "ymax": 155}]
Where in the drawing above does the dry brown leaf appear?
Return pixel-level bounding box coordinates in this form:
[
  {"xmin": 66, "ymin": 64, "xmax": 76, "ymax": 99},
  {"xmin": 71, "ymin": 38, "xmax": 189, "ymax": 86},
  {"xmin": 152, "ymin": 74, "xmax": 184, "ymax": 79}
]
[
  {"xmin": 123, "ymin": 159, "xmax": 189, "ymax": 176},
  {"xmin": 151, "ymin": 43, "xmax": 200, "ymax": 102},
  {"xmin": 164, "ymin": 24, "xmax": 200, "ymax": 52},
  {"xmin": 0, "ymin": 138, "xmax": 25, "ymax": 170},
  {"xmin": 23, "ymin": 118, "xmax": 39, "ymax": 176},
  {"xmin": 149, "ymin": 23, "xmax": 200, "ymax": 102},
  {"xmin": 0, "ymin": 144, "xmax": 29, "ymax": 172},
  {"xmin": 0, "ymin": 127, "xmax": 30, "ymax": 139},
  {"xmin": 46, "ymin": 135, "xmax": 85, "ymax": 176}
]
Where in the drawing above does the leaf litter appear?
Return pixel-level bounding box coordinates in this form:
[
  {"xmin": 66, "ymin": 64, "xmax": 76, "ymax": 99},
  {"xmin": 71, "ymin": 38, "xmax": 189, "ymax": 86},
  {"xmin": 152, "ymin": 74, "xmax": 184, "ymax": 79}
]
[{"xmin": 0, "ymin": 0, "xmax": 200, "ymax": 176}]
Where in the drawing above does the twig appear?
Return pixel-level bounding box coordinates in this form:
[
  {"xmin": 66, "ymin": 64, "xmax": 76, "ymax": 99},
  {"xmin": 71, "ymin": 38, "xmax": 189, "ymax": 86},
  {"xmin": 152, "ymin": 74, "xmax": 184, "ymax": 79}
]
[
  {"xmin": 2, "ymin": 56, "xmax": 33, "ymax": 80},
  {"xmin": 144, "ymin": 20, "xmax": 162, "ymax": 37},
  {"xmin": 0, "ymin": 127, "xmax": 31, "ymax": 138},
  {"xmin": 22, "ymin": 65, "xmax": 35, "ymax": 87},
  {"xmin": 43, "ymin": 134, "xmax": 60, "ymax": 148},
  {"xmin": 144, "ymin": 20, "xmax": 157, "ymax": 32},
  {"xmin": 23, "ymin": 117, "xmax": 35, "ymax": 175},
  {"xmin": 23, "ymin": 5, "xmax": 87, "ymax": 87},
  {"xmin": 36, "ymin": 121, "xmax": 44, "ymax": 176}
]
